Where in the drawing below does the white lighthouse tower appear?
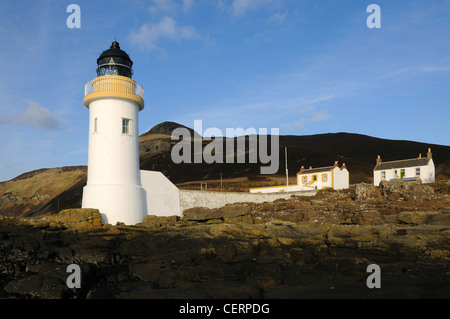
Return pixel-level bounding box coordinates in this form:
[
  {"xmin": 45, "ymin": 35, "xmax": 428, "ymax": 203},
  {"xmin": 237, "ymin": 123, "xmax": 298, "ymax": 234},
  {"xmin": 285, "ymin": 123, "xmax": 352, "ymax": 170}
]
[{"xmin": 82, "ymin": 41, "xmax": 147, "ymax": 225}]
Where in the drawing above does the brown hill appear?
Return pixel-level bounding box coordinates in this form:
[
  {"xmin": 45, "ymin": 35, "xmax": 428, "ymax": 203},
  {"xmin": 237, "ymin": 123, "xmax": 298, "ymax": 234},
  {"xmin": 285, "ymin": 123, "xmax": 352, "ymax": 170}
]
[
  {"xmin": 140, "ymin": 129, "xmax": 450, "ymax": 186},
  {"xmin": 0, "ymin": 167, "xmax": 86, "ymax": 217},
  {"xmin": 1, "ymin": 122, "xmax": 449, "ymax": 217},
  {"xmin": 140, "ymin": 121, "xmax": 201, "ymax": 139}
]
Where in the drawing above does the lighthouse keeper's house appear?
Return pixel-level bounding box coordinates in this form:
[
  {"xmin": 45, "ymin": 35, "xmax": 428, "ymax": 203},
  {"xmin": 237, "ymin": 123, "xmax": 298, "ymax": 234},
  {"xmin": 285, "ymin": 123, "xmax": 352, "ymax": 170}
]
[
  {"xmin": 249, "ymin": 161, "xmax": 349, "ymax": 193},
  {"xmin": 373, "ymin": 148, "xmax": 435, "ymax": 186},
  {"xmin": 297, "ymin": 161, "xmax": 349, "ymax": 191}
]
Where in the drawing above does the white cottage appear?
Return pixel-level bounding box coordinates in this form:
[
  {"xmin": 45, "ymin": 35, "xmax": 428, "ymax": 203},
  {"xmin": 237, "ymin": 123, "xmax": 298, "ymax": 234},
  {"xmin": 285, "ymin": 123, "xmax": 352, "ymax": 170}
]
[
  {"xmin": 249, "ymin": 161, "xmax": 349, "ymax": 193},
  {"xmin": 373, "ymin": 148, "xmax": 435, "ymax": 186},
  {"xmin": 297, "ymin": 161, "xmax": 349, "ymax": 191}
]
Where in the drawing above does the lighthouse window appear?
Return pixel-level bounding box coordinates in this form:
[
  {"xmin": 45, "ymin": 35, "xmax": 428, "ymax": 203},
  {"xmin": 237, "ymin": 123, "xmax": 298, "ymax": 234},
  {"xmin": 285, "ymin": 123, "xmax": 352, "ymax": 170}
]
[
  {"xmin": 122, "ymin": 118, "xmax": 131, "ymax": 134},
  {"xmin": 94, "ymin": 118, "xmax": 98, "ymax": 133}
]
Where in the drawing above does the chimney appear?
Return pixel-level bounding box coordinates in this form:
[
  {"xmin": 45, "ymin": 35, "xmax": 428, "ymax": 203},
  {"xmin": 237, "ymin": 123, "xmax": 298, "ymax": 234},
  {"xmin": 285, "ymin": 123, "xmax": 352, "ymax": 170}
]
[
  {"xmin": 376, "ymin": 155, "xmax": 382, "ymax": 165},
  {"xmin": 334, "ymin": 161, "xmax": 339, "ymax": 168},
  {"xmin": 418, "ymin": 153, "xmax": 422, "ymax": 159},
  {"xmin": 427, "ymin": 148, "xmax": 432, "ymax": 159},
  {"xmin": 309, "ymin": 166, "xmax": 312, "ymax": 170},
  {"xmin": 300, "ymin": 166, "xmax": 304, "ymax": 172},
  {"xmin": 341, "ymin": 163, "xmax": 346, "ymax": 170}
]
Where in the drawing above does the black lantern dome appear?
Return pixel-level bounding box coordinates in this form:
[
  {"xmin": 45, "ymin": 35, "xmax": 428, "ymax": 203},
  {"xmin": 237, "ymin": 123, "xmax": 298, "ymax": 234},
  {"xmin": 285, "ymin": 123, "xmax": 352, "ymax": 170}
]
[{"xmin": 96, "ymin": 41, "xmax": 133, "ymax": 78}]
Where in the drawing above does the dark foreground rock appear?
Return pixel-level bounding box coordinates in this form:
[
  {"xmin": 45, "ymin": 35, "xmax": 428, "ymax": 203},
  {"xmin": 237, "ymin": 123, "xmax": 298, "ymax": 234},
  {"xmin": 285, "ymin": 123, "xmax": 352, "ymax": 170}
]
[{"xmin": 0, "ymin": 181, "xmax": 449, "ymax": 299}]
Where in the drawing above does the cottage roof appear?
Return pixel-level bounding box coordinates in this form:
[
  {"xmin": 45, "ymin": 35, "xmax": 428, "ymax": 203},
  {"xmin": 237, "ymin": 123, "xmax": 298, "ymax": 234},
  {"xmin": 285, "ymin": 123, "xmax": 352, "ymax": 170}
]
[
  {"xmin": 389, "ymin": 177, "xmax": 421, "ymax": 182},
  {"xmin": 298, "ymin": 166, "xmax": 334, "ymax": 175},
  {"xmin": 374, "ymin": 158, "xmax": 430, "ymax": 171}
]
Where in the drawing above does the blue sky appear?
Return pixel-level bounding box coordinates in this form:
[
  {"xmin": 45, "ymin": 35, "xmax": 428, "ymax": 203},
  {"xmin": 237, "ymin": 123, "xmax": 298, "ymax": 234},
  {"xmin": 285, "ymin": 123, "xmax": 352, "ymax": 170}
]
[{"xmin": 0, "ymin": 0, "xmax": 449, "ymax": 181}]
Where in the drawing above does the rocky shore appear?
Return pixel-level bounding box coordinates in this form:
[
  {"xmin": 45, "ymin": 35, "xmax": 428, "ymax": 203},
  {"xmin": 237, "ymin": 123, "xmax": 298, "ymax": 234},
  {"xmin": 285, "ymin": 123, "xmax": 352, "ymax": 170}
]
[{"xmin": 0, "ymin": 181, "xmax": 449, "ymax": 299}]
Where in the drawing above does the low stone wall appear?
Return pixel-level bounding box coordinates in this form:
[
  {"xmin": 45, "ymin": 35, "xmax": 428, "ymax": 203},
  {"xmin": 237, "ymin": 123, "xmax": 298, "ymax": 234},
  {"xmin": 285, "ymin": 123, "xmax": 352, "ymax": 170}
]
[{"xmin": 179, "ymin": 189, "xmax": 317, "ymax": 212}]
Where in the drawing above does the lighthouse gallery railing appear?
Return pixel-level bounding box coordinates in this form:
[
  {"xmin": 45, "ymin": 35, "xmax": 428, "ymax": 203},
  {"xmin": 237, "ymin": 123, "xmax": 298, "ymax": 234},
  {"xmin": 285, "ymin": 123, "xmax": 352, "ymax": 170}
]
[{"xmin": 84, "ymin": 75, "xmax": 144, "ymax": 99}]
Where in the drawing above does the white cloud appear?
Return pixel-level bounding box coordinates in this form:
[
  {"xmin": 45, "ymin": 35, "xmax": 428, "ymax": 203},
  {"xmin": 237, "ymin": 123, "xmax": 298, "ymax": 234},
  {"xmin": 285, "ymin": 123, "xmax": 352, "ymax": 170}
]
[
  {"xmin": 281, "ymin": 120, "xmax": 305, "ymax": 132},
  {"xmin": 231, "ymin": 0, "xmax": 273, "ymax": 17},
  {"xmin": 269, "ymin": 11, "xmax": 287, "ymax": 22},
  {"xmin": 310, "ymin": 109, "xmax": 330, "ymax": 123},
  {"xmin": 129, "ymin": 16, "xmax": 199, "ymax": 51},
  {"xmin": 217, "ymin": 0, "xmax": 227, "ymax": 14},
  {"xmin": 15, "ymin": 100, "xmax": 60, "ymax": 130},
  {"xmin": 380, "ymin": 64, "xmax": 450, "ymax": 80},
  {"xmin": 182, "ymin": 0, "xmax": 195, "ymax": 13},
  {"xmin": 281, "ymin": 104, "xmax": 331, "ymax": 133},
  {"xmin": 149, "ymin": 0, "xmax": 179, "ymax": 15},
  {"xmin": 1, "ymin": 100, "xmax": 61, "ymax": 130},
  {"xmin": 420, "ymin": 66, "xmax": 450, "ymax": 72},
  {"xmin": 148, "ymin": 0, "xmax": 195, "ymax": 15},
  {"xmin": 299, "ymin": 105, "xmax": 315, "ymax": 114}
]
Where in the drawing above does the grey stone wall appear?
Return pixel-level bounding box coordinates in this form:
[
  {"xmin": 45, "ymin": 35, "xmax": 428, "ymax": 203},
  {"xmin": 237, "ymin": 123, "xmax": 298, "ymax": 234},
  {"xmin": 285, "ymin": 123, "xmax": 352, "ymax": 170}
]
[{"xmin": 179, "ymin": 189, "xmax": 317, "ymax": 212}]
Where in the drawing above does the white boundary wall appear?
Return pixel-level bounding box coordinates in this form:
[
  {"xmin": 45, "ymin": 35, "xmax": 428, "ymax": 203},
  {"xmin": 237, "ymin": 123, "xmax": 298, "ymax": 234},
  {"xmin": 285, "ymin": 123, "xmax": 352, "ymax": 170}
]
[
  {"xmin": 250, "ymin": 185, "xmax": 302, "ymax": 194},
  {"xmin": 180, "ymin": 189, "xmax": 317, "ymax": 212},
  {"xmin": 141, "ymin": 170, "xmax": 182, "ymax": 217}
]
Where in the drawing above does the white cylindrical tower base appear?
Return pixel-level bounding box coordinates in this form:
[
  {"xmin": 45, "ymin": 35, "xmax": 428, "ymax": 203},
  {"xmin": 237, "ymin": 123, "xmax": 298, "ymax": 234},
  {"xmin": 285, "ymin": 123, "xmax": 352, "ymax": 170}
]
[{"xmin": 82, "ymin": 183, "xmax": 147, "ymax": 225}]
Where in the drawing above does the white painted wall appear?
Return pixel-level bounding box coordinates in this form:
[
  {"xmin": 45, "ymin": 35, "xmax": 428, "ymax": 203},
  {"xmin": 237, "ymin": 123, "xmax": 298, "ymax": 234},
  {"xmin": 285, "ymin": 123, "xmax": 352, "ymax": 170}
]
[
  {"xmin": 141, "ymin": 170, "xmax": 181, "ymax": 217},
  {"xmin": 85, "ymin": 98, "xmax": 142, "ymax": 185},
  {"xmin": 373, "ymin": 159, "xmax": 435, "ymax": 186},
  {"xmin": 82, "ymin": 183, "xmax": 147, "ymax": 225},
  {"xmin": 250, "ymin": 185, "xmax": 302, "ymax": 194},
  {"xmin": 297, "ymin": 167, "xmax": 349, "ymax": 191},
  {"xmin": 333, "ymin": 167, "xmax": 349, "ymax": 190},
  {"xmin": 250, "ymin": 166, "xmax": 349, "ymax": 194},
  {"xmin": 82, "ymin": 96, "xmax": 147, "ymax": 225},
  {"xmin": 424, "ymin": 159, "xmax": 436, "ymax": 183},
  {"xmin": 298, "ymin": 171, "xmax": 333, "ymax": 191}
]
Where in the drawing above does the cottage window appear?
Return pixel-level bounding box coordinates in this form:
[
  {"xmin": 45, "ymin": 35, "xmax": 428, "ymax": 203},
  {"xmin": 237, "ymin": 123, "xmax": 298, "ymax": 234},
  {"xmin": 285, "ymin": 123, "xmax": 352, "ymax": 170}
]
[
  {"xmin": 394, "ymin": 170, "xmax": 398, "ymax": 178},
  {"xmin": 302, "ymin": 176, "xmax": 308, "ymax": 184},
  {"xmin": 312, "ymin": 175, "xmax": 317, "ymax": 182},
  {"xmin": 415, "ymin": 167, "xmax": 420, "ymax": 177},
  {"xmin": 381, "ymin": 171, "xmax": 386, "ymax": 180},
  {"xmin": 322, "ymin": 174, "xmax": 327, "ymax": 182}
]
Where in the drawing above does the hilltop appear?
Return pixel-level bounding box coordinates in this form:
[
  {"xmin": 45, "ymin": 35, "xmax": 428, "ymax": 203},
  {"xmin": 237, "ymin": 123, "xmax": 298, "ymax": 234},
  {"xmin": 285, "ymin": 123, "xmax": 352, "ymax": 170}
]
[
  {"xmin": 1, "ymin": 121, "xmax": 449, "ymax": 217},
  {"xmin": 139, "ymin": 122, "xmax": 450, "ymax": 186}
]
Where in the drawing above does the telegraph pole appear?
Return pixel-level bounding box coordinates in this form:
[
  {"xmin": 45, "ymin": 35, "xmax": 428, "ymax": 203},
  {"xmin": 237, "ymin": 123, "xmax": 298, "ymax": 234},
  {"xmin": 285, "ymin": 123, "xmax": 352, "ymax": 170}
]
[{"xmin": 285, "ymin": 147, "xmax": 289, "ymax": 188}]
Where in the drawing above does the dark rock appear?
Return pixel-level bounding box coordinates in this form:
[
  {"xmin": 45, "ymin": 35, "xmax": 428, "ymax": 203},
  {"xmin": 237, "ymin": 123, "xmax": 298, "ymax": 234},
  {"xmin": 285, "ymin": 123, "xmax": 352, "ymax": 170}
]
[
  {"xmin": 397, "ymin": 211, "xmax": 450, "ymax": 226},
  {"xmin": 355, "ymin": 183, "xmax": 382, "ymax": 201},
  {"xmin": 5, "ymin": 274, "xmax": 71, "ymax": 299},
  {"xmin": 1, "ymin": 185, "xmax": 449, "ymax": 299},
  {"xmin": 380, "ymin": 180, "xmax": 434, "ymax": 198},
  {"xmin": 183, "ymin": 204, "xmax": 253, "ymax": 223},
  {"xmin": 183, "ymin": 207, "xmax": 222, "ymax": 221},
  {"xmin": 140, "ymin": 215, "xmax": 180, "ymax": 229}
]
